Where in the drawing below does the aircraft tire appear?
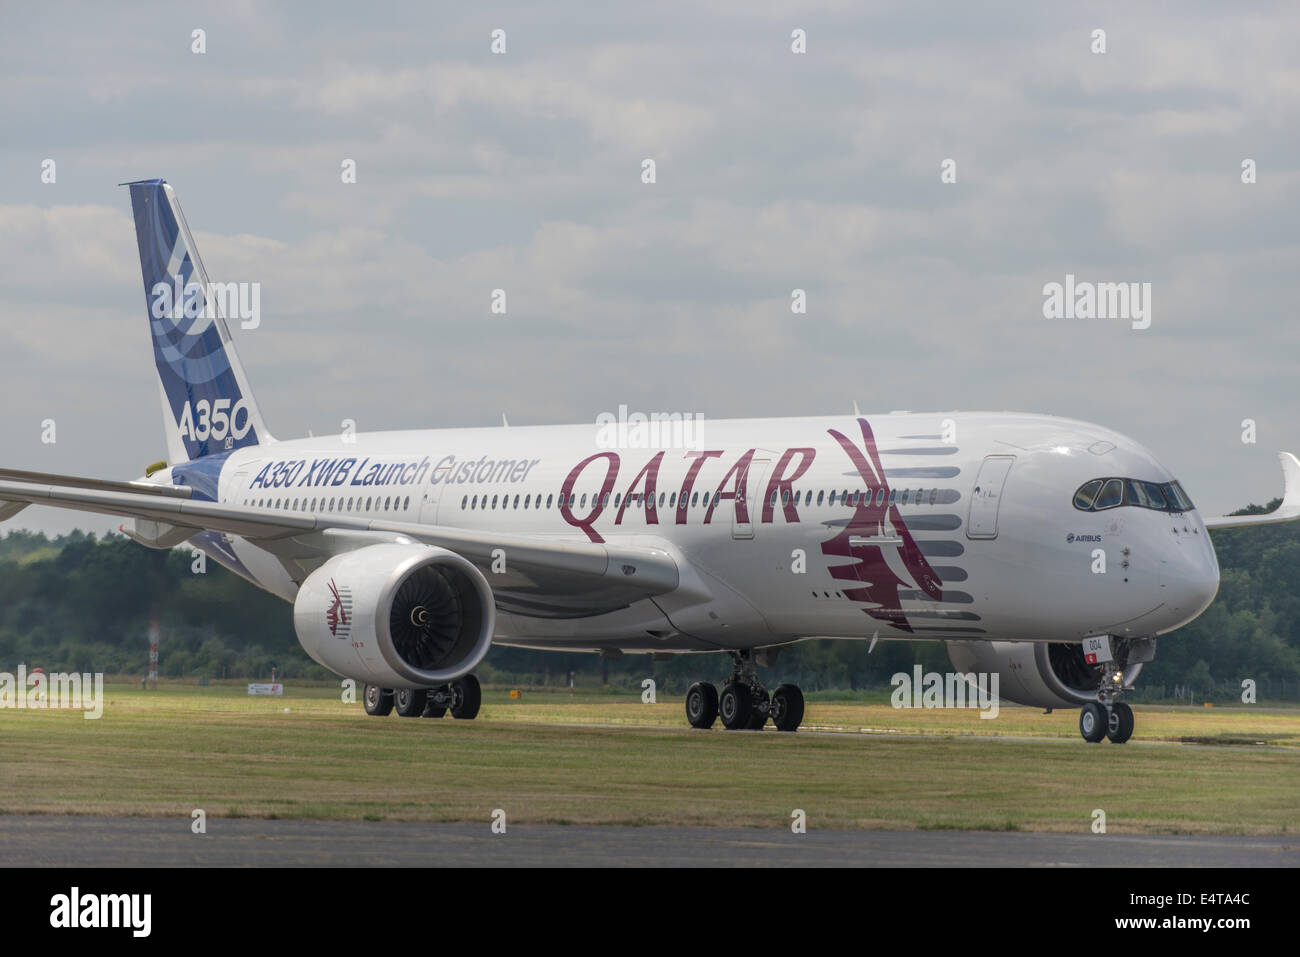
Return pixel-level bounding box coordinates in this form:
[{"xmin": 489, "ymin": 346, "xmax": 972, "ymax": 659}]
[
  {"xmin": 363, "ymin": 684, "xmax": 393, "ymax": 716},
  {"xmin": 686, "ymin": 682, "xmax": 719, "ymax": 729},
  {"xmin": 1080, "ymin": 702, "xmax": 1108, "ymax": 742}
]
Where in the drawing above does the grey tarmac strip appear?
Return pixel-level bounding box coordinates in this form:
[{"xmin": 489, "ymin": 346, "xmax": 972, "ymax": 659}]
[{"xmin": 1, "ymin": 815, "xmax": 1296, "ymax": 867}]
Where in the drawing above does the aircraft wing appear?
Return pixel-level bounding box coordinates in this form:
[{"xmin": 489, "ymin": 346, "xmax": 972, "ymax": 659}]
[
  {"xmin": 1204, "ymin": 452, "xmax": 1300, "ymax": 530},
  {"xmin": 0, "ymin": 470, "xmax": 680, "ymax": 617}
]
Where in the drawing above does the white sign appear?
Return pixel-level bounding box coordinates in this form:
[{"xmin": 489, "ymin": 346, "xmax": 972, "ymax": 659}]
[
  {"xmin": 248, "ymin": 683, "xmax": 283, "ymax": 696},
  {"xmin": 1082, "ymin": 635, "xmax": 1113, "ymax": 665}
]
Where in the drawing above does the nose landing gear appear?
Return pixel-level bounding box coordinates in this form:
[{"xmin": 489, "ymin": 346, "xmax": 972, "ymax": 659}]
[
  {"xmin": 1080, "ymin": 662, "xmax": 1137, "ymax": 743},
  {"xmin": 1079, "ymin": 700, "xmax": 1135, "ymax": 743}
]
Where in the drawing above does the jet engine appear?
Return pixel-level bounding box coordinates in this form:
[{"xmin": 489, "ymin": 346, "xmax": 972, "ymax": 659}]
[
  {"xmin": 294, "ymin": 543, "xmax": 495, "ymax": 689},
  {"xmin": 946, "ymin": 639, "xmax": 1147, "ymax": 710}
]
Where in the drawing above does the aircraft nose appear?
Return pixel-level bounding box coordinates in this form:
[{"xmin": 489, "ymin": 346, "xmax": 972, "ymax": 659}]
[{"xmin": 1164, "ymin": 530, "xmax": 1220, "ymax": 621}]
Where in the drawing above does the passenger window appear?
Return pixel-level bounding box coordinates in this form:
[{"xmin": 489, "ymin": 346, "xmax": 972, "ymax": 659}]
[
  {"xmin": 1093, "ymin": 479, "xmax": 1123, "ymax": 510},
  {"xmin": 816, "ymin": 490, "xmax": 824, "ymax": 506},
  {"xmin": 876, "ymin": 489, "xmax": 887, "ymax": 506},
  {"xmin": 929, "ymin": 488, "xmax": 938, "ymax": 506},
  {"xmin": 1073, "ymin": 480, "xmax": 1103, "ymax": 510}
]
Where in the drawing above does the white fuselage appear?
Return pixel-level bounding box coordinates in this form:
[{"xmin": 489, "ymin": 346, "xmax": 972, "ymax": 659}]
[{"xmin": 179, "ymin": 411, "xmax": 1221, "ymax": 655}]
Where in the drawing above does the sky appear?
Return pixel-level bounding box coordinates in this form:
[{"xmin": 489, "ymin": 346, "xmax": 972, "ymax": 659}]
[{"xmin": 1, "ymin": 1, "xmax": 1297, "ymax": 537}]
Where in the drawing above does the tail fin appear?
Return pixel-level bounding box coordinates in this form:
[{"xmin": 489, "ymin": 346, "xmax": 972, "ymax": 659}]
[{"xmin": 124, "ymin": 178, "xmax": 272, "ymax": 463}]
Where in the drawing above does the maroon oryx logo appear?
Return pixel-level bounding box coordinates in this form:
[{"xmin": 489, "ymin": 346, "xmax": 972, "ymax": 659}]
[
  {"xmin": 326, "ymin": 578, "xmax": 350, "ymax": 638},
  {"xmin": 821, "ymin": 417, "xmax": 944, "ymax": 632}
]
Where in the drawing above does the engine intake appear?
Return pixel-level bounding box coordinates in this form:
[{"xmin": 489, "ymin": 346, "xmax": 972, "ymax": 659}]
[{"xmin": 294, "ymin": 543, "xmax": 495, "ymax": 688}]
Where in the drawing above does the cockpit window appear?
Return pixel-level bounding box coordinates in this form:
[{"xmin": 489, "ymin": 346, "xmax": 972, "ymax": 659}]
[
  {"xmin": 1093, "ymin": 479, "xmax": 1123, "ymax": 510},
  {"xmin": 1075, "ymin": 477, "xmax": 1194, "ymax": 513},
  {"xmin": 1139, "ymin": 481, "xmax": 1167, "ymax": 509},
  {"xmin": 1073, "ymin": 479, "xmax": 1104, "ymax": 510},
  {"xmin": 1168, "ymin": 481, "xmax": 1195, "ymax": 511}
]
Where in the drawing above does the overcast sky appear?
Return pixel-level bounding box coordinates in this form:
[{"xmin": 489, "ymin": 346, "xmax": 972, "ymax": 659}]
[{"xmin": 2, "ymin": 1, "xmax": 1298, "ymax": 537}]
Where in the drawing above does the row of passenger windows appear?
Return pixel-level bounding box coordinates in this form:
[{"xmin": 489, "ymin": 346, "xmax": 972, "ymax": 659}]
[
  {"xmin": 460, "ymin": 486, "xmax": 943, "ymax": 511},
  {"xmin": 242, "ymin": 494, "xmax": 413, "ymax": 513},
  {"xmin": 1073, "ymin": 478, "xmax": 1194, "ymax": 513}
]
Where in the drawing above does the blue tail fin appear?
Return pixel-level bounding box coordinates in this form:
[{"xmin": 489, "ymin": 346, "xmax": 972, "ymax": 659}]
[{"xmin": 124, "ymin": 178, "xmax": 271, "ymax": 463}]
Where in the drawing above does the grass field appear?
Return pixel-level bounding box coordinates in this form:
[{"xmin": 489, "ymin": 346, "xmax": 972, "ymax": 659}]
[{"xmin": 1, "ymin": 680, "xmax": 1297, "ymax": 834}]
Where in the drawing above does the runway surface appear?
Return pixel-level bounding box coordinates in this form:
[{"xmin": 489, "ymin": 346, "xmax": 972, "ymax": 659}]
[{"xmin": 2, "ymin": 815, "xmax": 1296, "ymax": 867}]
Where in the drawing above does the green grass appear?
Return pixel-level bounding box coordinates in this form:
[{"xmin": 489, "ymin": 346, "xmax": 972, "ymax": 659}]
[{"xmin": 0, "ymin": 680, "xmax": 1296, "ymax": 834}]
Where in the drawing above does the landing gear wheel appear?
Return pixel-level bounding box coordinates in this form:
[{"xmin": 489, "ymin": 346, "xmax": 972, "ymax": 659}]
[
  {"xmin": 719, "ymin": 683, "xmax": 753, "ymax": 730},
  {"xmin": 1106, "ymin": 701, "xmax": 1134, "ymax": 744},
  {"xmin": 394, "ymin": 688, "xmax": 428, "ymax": 717},
  {"xmin": 422, "ymin": 690, "xmax": 448, "ymax": 719},
  {"xmin": 771, "ymin": 684, "xmax": 805, "ymax": 732},
  {"xmin": 1080, "ymin": 702, "xmax": 1108, "ymax": 742},
  {"xmin": 449, "ymin": 674, "xmax": 481, "ymax": 720},
  {"xmin": 685, "ymin": 682, "xmax": 719, "ymax": 729},
  {"xmin": 747, "ymin": 688, "xmax": 770, "ymax": 730},
  {"xmin": 363, "ymin": 684, "xmax": 393, "ymax": 716}
]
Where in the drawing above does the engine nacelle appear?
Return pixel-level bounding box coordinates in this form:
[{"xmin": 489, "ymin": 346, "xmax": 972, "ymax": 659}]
[
  {"xmin": 946, "ymin": 639, "xmax": 1146, "ymax": 710},
  {"xmin": 294, "ymin": 543, "xmax": 495, "ymax": 689}
]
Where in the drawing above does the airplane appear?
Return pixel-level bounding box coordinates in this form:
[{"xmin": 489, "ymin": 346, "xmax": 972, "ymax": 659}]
[{"xmin": 2, "ymin": 179, "xmax": 1297, "ymax": 742}]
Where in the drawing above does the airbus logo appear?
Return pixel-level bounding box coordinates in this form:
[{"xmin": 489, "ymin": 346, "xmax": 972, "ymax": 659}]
[{"xmin": 1067, "ymin": 533, "xmax": 1103, "ymax": 543}]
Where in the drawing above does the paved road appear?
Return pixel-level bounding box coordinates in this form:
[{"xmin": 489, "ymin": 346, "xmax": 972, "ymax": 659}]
[{"xmin": 2, "ymin": 816, "xmax": 1296, "ymax": 866}]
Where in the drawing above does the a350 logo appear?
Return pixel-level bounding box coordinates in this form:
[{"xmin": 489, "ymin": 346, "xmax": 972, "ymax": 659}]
[{"xmin": 178, "ymin": 397, "xmax": 253, "ymax": 443}]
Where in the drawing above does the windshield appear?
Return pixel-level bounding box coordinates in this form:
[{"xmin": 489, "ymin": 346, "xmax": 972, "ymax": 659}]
[{"xmin": 1074, "ymin": 477, "xmax": 1194, "ymax": 513}]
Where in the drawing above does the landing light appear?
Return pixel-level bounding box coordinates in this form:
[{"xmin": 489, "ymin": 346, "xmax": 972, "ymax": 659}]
[{"xmin": 1052, "ymin": 446, "xmax": 1071, "ymax": 455}]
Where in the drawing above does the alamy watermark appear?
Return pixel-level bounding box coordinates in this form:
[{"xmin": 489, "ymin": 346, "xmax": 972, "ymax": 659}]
[
  {"xmin": 1042, "ymin": 273, "xmax": 1151, "ymax": 330},
  {"xmin": 151, "ymin": 277, "xmax": 261, "ymax": 330},
  {"xmin": 595, "ymin": 405, "xmax": 705, "ymax": 450},
  {"xmin": 890, "ymin": 666, "xmax": 1000, "ymax": 719},
  {"xmin": 0, "ymin": 666, "xmax": 104, "ymax": 719}
]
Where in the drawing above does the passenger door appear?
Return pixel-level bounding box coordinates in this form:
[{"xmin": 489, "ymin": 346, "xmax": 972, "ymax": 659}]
[{"xmin": 966, "ymin": 455, "xmax": 1015, "ymax": 539}]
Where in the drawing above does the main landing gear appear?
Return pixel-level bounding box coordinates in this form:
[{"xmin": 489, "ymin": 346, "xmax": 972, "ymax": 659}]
[
  {"xmin": 363, "ymin": 674, "xmax": 482, "ymax": 721},
  {"xmin": 685, "ymin": 650, "xmax": 805, "ymax": 732}
]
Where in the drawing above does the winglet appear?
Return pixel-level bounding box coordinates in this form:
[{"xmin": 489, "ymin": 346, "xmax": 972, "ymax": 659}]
[{"xmin": 1204, "ymin": 452, "xmax": 1300, "ymax": 530}]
